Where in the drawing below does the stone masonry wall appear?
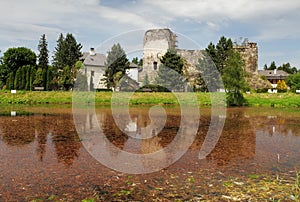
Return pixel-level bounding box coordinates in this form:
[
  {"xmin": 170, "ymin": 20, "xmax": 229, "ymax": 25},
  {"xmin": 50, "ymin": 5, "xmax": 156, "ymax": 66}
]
[
  {"xmin": 140, "ymin": 29, "xmax": 262, "ymax": 89},
  {"xmin": 233, "ymin": 42, "xmax": 258, "ymax": 74},
  {"xmin": 139, "ymin": 29, "xmax": 177, "ymax": 83}
]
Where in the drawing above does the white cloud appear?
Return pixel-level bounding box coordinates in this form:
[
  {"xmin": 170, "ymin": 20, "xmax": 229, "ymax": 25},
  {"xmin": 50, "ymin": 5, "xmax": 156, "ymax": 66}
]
[
  {"xmin": 0, "ymin": 0, "xmax": 299, "ymax": 67},
  {"xmin": 143, "ymin": 0, "xmax": 300, "ymax": 22}
]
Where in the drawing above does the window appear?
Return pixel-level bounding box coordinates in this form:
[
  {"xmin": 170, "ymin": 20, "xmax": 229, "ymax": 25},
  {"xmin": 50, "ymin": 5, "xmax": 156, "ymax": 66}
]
[
  {"xmin": 91, "ymin": 70, "xmax": 94, "ymax": 76},
  {"xmin": 153, "ymin": 61, "xmax": 158, "ymax": 70}
]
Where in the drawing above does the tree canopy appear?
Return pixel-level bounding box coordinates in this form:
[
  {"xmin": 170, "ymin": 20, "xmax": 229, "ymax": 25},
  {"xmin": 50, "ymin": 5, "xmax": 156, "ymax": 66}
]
[
  {"xmin": 2, "ymin": 47, "xmax": 36, "ymax": 73},
  {"xmin": 222, "ymin": 51, "xmax": 248, "ymax": 106},
  {"xmin": 200, "ymin": 36, "xmax": 248, "ymax": 105},
  {"xmin": 52, "ymin": 33, "xmax": 82, "ymax": 90},
  {"xmin": 286, "ymin": 72, "xmax": 300, "ymax": 92},
  {"xmin": 37, "ymin": 34, "xmax": 49, "ymax": 69},
  {"xmin": 155, "ymin": 49, "xmax": 185, "ymax": 91},
  {"xmin": 103, "ymin": 43, "xmax": 129, "ymax": 90},
  {"xmin": 264, "ymin": 61, "xmax": 297, "ymax": 74},
  {"xmin": 206, "ymin": 36, "xmax": 233, "ymax": 72},
  {"xmin": 1, "ymin": 47, "xmax": 37, "ymax": 90},
  {"xmin": 197, "ymin": 51, "xmax": 222, "ymax": 92},
  {"xmin": 53, "ymin": 33, "xmax": 82, "ymax": 69}
]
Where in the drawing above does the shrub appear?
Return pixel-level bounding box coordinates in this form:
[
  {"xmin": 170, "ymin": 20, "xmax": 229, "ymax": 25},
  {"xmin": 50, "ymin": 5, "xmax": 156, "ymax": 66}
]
[
  {"xmin": 256, "ymin": 88, "xmax": 269, "ymax": 93},
  {"xmin": 137, "ymin": 84, "xmax": 171, "ymax": 92},
  {"xmin": 276, "ymin": 80, "xmax": 287, "ymax": 93},
  {"xmin": 226, "ymin": 91, "xmax": 247, "ymax": 106}
]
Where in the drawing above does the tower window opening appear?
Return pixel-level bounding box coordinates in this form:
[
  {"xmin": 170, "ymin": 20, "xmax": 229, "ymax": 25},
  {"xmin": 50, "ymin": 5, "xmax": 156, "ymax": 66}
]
[{"xmin": 153, "ymin": 61, "xmax": 158, "ymax": 70}]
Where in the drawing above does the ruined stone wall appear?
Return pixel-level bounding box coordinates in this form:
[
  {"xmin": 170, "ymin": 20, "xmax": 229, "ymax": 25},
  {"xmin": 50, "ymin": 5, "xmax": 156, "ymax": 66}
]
[
  {"xmin": 140, "ymin": 29, "xmax": 261, "ymax": 89},
  {"xmin": 139, "ymin": 28, "xmax": 177, "ymax": 83},
  {"xmin": 233, "ymin": 42, "xmax": 258, "ymax": 74},
  {"xmin": 176, "ymin": 49, "xmax": 203, "ymax": 67},
  {"xmin": 176, "ymin": 49, "xmax": 203, "ymax": 86},
  {"xmin": 233, "ymin": 42, "xmax": 272, "ymax": 89}
]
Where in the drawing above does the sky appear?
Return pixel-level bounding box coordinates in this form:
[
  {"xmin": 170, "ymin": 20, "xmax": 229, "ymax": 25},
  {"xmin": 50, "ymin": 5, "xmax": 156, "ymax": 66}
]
[{"xmin": 0, "ymin": 0, "xmax": 300, "ymax": 69}]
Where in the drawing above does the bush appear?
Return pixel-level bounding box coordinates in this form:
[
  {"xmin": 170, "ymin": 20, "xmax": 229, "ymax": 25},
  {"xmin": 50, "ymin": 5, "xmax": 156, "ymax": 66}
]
[
  {"xmin": 256, "ymin": 88, "xmax": 269, "ymax": 93},
  {"xmin": 260, "ymin": 75, "xmax": 267, "ymax": 80},
  {"xmin": 136, "ymin": 84, "xmax": 171, "ymax": 92},
  {"xmin": 226, "ymin": 91, "xmax": 247, "ymax": 106},
  {"xmin": 286, "ymin": 73, "xmax": 300, "ymax": 92},
  {"xmin": 276, "ymin": 80, "xmax": 287, "ymax": 93},
  {"xmin": 95, "ymin": 88, "xmax": 112, "ymax": 92}
]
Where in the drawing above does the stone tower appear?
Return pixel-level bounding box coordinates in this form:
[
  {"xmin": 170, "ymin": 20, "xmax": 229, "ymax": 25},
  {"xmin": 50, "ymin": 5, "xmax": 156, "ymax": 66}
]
[
  {"xmin": 233, "ymin": 42, "xmax": 258, "ymax": 74},
  {"xmin": 139, "ymin": 28, "xmax": 177, "ymax": 83}
]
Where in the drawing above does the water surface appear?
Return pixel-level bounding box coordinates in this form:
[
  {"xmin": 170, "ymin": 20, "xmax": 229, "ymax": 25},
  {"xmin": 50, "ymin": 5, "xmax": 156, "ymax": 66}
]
[{"xmin": 0, "ymin": 105, "xmax": 300, "ymax": 200}]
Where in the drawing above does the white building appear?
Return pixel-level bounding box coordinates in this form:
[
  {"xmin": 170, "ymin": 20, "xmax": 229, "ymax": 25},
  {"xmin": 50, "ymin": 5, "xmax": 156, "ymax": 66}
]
[
  {"xmin": 127, "ymin": 63, "xmax": 139, "ymax": 82},
  {"xmin": 81, "ymin": 48, "xmax": 107, "ymax": 90},
  {"xmin": 81, "ymin": 48, "xmax": 140, "ymax": 91}
]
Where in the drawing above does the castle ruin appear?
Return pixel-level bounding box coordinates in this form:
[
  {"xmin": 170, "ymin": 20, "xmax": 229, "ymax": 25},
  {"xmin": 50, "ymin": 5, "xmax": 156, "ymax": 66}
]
[
  {"xmin": 139, "ymin": 29, "xmax": 177, "ymax": 82},
  {"xmin": 139, "ymin": 28, "xmax": 269, "ymax": 90}
]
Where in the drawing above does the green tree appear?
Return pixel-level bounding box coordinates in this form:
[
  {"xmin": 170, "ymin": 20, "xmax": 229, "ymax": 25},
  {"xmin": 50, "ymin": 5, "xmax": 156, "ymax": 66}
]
[
  {"xmin": 6, "ymin": 72, "xmax": 14, "ymax": 90},
  {"xmin": 53, "ymin": 33, "xmax": 82, "ymax": 90},
  {"xmin": 222, "ymin": 51, "xmax": 248, "ymax": 106},
  {"xmin": 14, "ymin": 68, "xmax": 22, "ymax": 90},
  {"xmin": 46, "ymin": 67, "xmax": 53, "ymax": 91},
  {"xmin": 0, "ymin": 52, "xmax": 9, "ymax": 89},
  {"xmin": 138, "ymin": 58, "xmax": 143, "ymax": 67},
  {"xmin": 37, "ymin": 34, "xmax": 49, "ymax": 69},
  {"xmin": 64, "ymin": 33, "xmax": 83, "ymax": 67},
  {"xmin": 264, "ymin": 61, "xmax": 277, "ymax": 70},
  {"xmin": 132, "ymin": 57, "xmax": 139, "ymax": 65},
  {"xmin": 131, "ymin": 57, "xmax": 143, "ymax": 67},
  {"xmin": 197, "ymin": 51, "xmax": 222, "ymax": 92},
  {"xmin": 277, "ymin": 62, "xmax": 297, "ymax": 74},
  {"xmin": 1, "ymin": 47, "xmax": 36, "ymax": 89},
  {"xmin": 286, "ymin": 72, "xmax": 300, "ymax": 92},
  {"xmin": 53, "ymin": 33, "xmax": 65, "ymax": 70},
  {"xmin": 58, "ymin": 61, "xmax": 83, "ymax": 91},
  {"xmin": 20, "ymin": 66, "xmax": 26, "ymax": 90},
  {"xmin": 3, "ymin": 47, "xmax": 36, "ymax": 73},
  {"xmin": 74, "ymin": 72, "xmax": 88, "ymax": 91},
  {"xmin": 33, "ymin": 68, "xmax": 44, "ymax": 87},
  {"xmin": 206, "ymin": 36, "xmax": 233, "ymax": 72},
  {"xmin": 155, "ymin": 49, "xmax": 185, "ymax": 91},
  {"xmin": 58, "ymin": 66, "xmax": 71, "ymax": 90},
  {"xmin": 25, "ymin": 65, "xmax": 31, "ymax": 90},
  {"xmin": 142, "ymin": 73, "xmax": 150, "ymax": 86},
  {"xmin": 30, "ymin": 68, "xmax": 36, "ymax": 91},
  {"xmin": 103, "ymin": 43, "xmax": 129, "ymax": 90}
]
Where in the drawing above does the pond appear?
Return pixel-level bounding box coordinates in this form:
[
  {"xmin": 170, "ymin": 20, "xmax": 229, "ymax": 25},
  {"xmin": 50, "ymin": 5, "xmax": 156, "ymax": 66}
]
[{"xmin": 0, "ymin": 105, "xmax": 300, "ymax": 201}]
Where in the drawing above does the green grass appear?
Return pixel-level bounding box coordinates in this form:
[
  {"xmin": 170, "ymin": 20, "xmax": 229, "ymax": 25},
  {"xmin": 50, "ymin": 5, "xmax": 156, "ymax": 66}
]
[
  {"xmin": 0, "ymin": 91, "xmax": 299, "ymax": 107},
  {"xmin": 244, "ymin": 92, "xmax": 300, "ymax": 107}
]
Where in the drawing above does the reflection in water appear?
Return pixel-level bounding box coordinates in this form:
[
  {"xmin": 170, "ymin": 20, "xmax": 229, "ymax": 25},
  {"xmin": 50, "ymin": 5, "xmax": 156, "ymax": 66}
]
[
  {"xmin": 1, "ymin": 116, "xmax": 35, "ymax": 146},
  {"xmin": 205, "ymin": 110, "xmax": 256, "ymax": 166},
  {"xmin": 0, "ymin": 107, "xmax": 299, "ymax": 170},
  {"xmin": 0, "ymin": 106, "xmax": 300, "ymax": 200},
  {"xmin": 0, "ymin": 114, "xmax": 80, "ymax": 166}
]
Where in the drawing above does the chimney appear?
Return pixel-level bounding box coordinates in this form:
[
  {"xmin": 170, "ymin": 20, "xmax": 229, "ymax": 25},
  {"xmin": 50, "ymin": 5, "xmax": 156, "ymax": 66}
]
[
  {"xmin": 274, "ymin": 69, "xmax": 277, "ymax": 75},
  {"xmin": 89, "ymin": 48, "xmax": 96, "ymax": 56}
]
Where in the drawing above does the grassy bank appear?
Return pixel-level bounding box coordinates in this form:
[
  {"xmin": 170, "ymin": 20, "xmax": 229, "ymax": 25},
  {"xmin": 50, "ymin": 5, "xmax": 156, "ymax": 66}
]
[
  {"xmin": 0, "ymin": 91, "xmax": 299, "ymax": 107},
  {"xmin": 244, "ymin": 93, "xmax": 300, "ymax": 107}
]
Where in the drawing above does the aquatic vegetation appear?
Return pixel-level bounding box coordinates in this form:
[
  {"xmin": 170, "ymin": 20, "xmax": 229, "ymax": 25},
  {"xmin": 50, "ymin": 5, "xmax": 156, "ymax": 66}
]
[{"xmin": 221, "ymin": 173, "xmax": 296, "ymax": 201}]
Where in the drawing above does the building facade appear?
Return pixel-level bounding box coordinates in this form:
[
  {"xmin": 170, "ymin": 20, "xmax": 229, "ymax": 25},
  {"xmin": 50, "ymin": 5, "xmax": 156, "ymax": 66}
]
[
  {"xmin": 81, "ymin": 48, "xmax": 107, "ymax": 90},
  {"xmin": 258, "ymin": 69, "xmax": 289, "ymax": 91}
]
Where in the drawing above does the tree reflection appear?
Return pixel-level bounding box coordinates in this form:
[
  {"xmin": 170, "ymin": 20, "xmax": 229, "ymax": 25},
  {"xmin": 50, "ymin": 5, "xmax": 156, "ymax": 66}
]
[
  {"xmin": 1, "ymin": 107, "xmax": 299, "ymax": 170},
  {"xmin": 204, "ymin": 109, "xmax": 256, "ymax": 166},
  {"xmin": 0, "ymin": 113, "xmax": 81, "ymax": 167},
  {"xmin": 0, "ymin": 116, "xmax": 35, "ymax": 146},
  {"xmin": 51, "ymin": 114, "xmax": 80, "ymax": 166}
]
